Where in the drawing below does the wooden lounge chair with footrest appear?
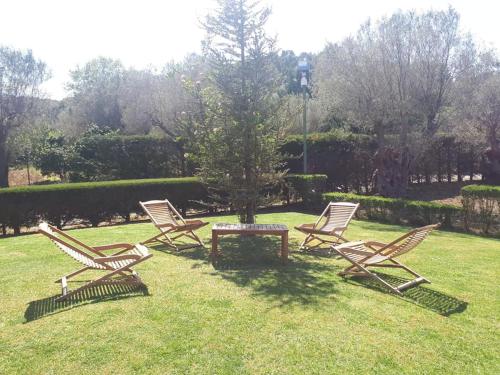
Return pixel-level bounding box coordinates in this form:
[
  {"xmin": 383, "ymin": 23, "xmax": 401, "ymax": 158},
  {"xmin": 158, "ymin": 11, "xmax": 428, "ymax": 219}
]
[
  {"xmin": 333, "ymin": 224, "xmax": 440, "ymax": 295},
  {"xmin": 38, "ymin": 222, "xmax": 152, "ymax": 302},
  {"xmin": 295, "ymin": 202, "xmax": 359, "ymax": 249},
  {"xmin": 139, "ymin": 199, "xmax": 208, "ymax": 250}
]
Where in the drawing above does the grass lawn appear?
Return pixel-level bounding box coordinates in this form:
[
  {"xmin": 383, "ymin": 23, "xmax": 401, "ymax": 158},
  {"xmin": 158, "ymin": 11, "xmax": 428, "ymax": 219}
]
[{"xmin": 0, "ymin": 212, "xmax": 498, "ymax": 374}]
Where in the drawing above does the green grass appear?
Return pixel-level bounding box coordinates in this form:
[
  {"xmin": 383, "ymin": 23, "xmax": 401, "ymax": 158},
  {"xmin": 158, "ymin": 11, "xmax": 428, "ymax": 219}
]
[{"xmin": 0, "ymin": 212, "xmax": 498, "ymax": 374}]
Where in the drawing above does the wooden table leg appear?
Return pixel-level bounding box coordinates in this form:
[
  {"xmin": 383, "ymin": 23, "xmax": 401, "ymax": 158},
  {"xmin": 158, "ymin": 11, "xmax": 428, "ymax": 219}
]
[
  {"xmin": 281, "ymin": 231, "xmax": 288, "ymax": 263},
  {"xmin": 211, "ymin": 231, "xmax": 218, "ymax": 259}
]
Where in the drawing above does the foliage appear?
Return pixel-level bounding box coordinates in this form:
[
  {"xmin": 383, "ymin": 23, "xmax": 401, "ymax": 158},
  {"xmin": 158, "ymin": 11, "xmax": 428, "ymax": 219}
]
[
  {"xmin": 0, "ymin": 46, "xmax": 49, "ymax": 187},
  {"xmin": 197, "ymin": 0, "xmax": 289, "ymax": 223},
  {"xmin": 282, "ymin": 132, "xmax": 480, "ymax": 192},
  {"xmin": 314, "ymin": 8, "xmax": 474, "ymax": 197},
  {"xmin": 0, "ymin": 177, "xmax": 206, "ymax": 233},
  {"xmin": 66, "ymin": 133, "xmax": 182, "ymax": 181},
  {"xmin": 285, "ymin": 174, "xmax": 327, "ymax": 206},
  {"xmin": 323, "ymin": 192, "xmax": 462, "ymax": 229},
  {"xmin": 461, "ymin": 184, "xmax": 500, "ymax": 234},
  {"xmin": 65, "ymin": 57, "xmax": 125, "ymax": 131},
  {"xmin": 282, "ymin": 131, "xmax": 377, "ymax": 192},
  {"xmin": 461, "ymin": 184, "xmax": 500, "ymax": 198}
]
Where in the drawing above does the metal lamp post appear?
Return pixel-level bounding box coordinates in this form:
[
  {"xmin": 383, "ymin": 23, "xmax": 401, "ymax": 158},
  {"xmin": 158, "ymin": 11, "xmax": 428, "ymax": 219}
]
[{"xmin": 298, "ymin": 59, "xmax": 309, "ymax": 174}]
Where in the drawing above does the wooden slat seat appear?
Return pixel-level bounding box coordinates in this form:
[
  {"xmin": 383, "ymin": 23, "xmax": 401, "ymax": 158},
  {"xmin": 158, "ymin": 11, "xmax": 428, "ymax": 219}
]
[
  {"xmin": 333, "ymin": 224, "xmax": 440, "ymax": 295},
  {"xmin": 295, "ymin": 202, "xmax": 359, "ymax": 249},
  {"xmin": 140, "ymin": 199, "xmax": 208, "ymax": 250},
  {"xmin": 38, "ymin": 222, "xmax": 152, "ymax": 301}
]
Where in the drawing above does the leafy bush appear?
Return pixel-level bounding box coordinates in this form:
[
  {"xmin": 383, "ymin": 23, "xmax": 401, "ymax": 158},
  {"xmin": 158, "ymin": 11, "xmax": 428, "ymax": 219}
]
[
  {"xmin": 323, "ymin": 192, "xmax": 462, "ymax": 228},
  {"xmin": 462, "ymin": 185, "xmax": 500, "ymax": 234},
  {"xmin": 285, "ymin": 174, "xmax": 327, "ymax": 206},
  {"xmin": 0, "ymin": 177, "xmax": 206, "ymax": 234},
  {"xmin": 282, "ymin": 132, "xmax": 483, "ymax": 191},
  {"xmin": 462, "ymin": 185, "xmax": 500, "ymax": 199},
  {"xmin": 281, "ymin": 131, "xmax": 376, "ymax": 192},
  {"xmin": 67, "ymin": 134, "xmax": 182, "ymax": 181}
]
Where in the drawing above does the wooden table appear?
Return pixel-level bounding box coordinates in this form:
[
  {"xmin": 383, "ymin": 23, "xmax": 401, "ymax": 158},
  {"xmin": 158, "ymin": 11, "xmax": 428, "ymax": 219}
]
[{"xmin": 211, "ymin": 223, "xmax": 289, "ymax": 263}]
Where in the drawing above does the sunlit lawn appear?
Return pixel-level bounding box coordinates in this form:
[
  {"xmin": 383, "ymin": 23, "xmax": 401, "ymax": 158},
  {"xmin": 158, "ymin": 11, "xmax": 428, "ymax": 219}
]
[{"xmin": 0, "ymin": 212, "xmax": 498, "ymax": 374}]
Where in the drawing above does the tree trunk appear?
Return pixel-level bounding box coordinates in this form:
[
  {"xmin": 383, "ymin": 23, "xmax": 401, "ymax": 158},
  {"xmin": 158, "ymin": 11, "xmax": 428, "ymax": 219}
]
[
  {"xmin": 0, "ymin": 133, "xmax": 9, "ymax": 188},
  {"xmin": 26, "ymin": 161, "xmax": 31, "ymax": 185},
  {"xmin": 374, "ymin": 146, "xmax": 410, "ymax": 198},
  {"xmin": 482, "ymin": 124, "xmax": 500, "ymax": 184}
]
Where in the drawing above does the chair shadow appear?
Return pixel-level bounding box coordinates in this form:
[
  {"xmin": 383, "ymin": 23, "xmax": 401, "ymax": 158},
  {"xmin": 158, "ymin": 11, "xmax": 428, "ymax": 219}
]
[
  {"xmin": 158, "ymin": 236, "xmax": 341, "ymax": 308},
  {"xmin": 346, "ymin": 272, "xmax": 468, "ymax": 316},
  {"xmin": 24, "ymin": 283, "xmax": 150, "ymax": 323}
]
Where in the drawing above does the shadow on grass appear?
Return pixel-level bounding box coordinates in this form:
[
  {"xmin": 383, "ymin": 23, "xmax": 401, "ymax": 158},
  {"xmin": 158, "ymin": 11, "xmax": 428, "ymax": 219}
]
[
  {"xmin": 24, "ymin": 283, "xmax": 149, "ymax": 322},
  {"xmin": 157, "ymin": 236, "xmax": 340, "ymax": 307},
  {"xmin": 346, "ymin": 273, "xmax": 468, "ymax": 316}
]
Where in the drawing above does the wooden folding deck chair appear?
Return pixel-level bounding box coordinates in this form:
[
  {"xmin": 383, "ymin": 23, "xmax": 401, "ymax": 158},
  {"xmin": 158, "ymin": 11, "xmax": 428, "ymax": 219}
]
[
  {"xmin": 39, "ymin": 222, "xmax": 152, "ymax": 302},
  {"xmin": 333, "ymin": 224, "xmax": 440, "ymax": 295},
  {"xmin": 295, "ymin": 202, "xmax": 359, "ymax": 249},
  {"xmin": 139, "ymin": 199, "xmax": 208, "ymax": 250}
]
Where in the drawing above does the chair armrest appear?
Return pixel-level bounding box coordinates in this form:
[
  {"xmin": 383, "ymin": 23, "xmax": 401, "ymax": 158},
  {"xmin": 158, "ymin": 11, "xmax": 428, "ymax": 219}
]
[
  {"xmin": 184, "ymin": 220, "xmax": 208, "ymax": 226},
  {"xmin": 156, "ymin": 223, "xmax": 175, "ymax": 229},
  {"xmin": 94, "ymin": 254, "xmax": 142, "ymax": 264},
  {"xmin": 327, "ymin": 226, "xmax": 347, "ymax": 233},
  {"xmin": 92, "ymin": 243, "xmax": 134, "ymax": 251},
  {"xmin": 364, "ymin": 241, "xmax": 387, "ymax": 248}
]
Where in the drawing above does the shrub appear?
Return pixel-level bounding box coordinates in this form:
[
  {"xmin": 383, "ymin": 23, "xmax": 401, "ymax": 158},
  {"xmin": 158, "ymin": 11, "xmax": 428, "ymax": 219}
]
[
  {"xmin": 285, "ymin": 174, "xmax": 327, "ymax": 206},
  {"xmin": 67, "ymin": 134, "xmax": 182, "ymax": 181},
  {"xmin": 281, "ymin": 132, "xmax": 483, "ymax": 191},
  {"xmin": 281, "ymin": 131, "xmax": 376, "ymax": 192},
  {"xmin": 323, "ymin": 192, "xmax": 462, "ymax": 228},
  {"xmin": 0, "ymin": 177, "xmax": 206, "ymax": 234},
  {"xmin": 461, "ymin": 185, "xmax": 500, "ymax": 234}
]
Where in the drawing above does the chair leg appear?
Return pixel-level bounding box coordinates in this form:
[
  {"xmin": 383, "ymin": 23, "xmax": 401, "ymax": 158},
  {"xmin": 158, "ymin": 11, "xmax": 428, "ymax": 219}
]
[
  {"xmin": 388, "ymin": 258, "xmax": 430, "ymax": 283},
  {"xmin": 188, "ymin": 230, "xmax": 204, "ymax": 246},
  {"xmin": 336, "ymin": 252, "xmax": 404, "ymax": 295},
  {"xmin": 55, "ymin": 258, "xmax": 150, "ymax": 302},
  {"xmin": 299, "ymin": 234, "xmax": 313, "ymax": 249},
  {"xmin": 55, "ymin": 266, "xmax": 92, "ymax": 283}
]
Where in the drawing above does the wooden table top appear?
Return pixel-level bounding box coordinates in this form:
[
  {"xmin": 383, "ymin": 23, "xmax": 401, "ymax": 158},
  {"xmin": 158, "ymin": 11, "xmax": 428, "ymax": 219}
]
[{"xmin": 212, "ymin": 223, "xmax": 288, "ymax": 232}]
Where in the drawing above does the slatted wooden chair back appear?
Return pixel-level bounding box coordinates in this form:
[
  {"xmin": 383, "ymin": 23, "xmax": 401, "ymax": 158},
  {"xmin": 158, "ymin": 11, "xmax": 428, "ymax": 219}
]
[
  {"xmin": 318, "ymin": 202, "xmax": 359, "ymax": 232},
  {"xmin": 38, "ymin": 223, "xmax": 105, "ymax": 269},
  {"xmin": 140, "ymin": 199, "xmax": 186, "ymax": 228},
  {"xmin": 382, "ymin": 224, "xmax": 439, "ymax": 258}
]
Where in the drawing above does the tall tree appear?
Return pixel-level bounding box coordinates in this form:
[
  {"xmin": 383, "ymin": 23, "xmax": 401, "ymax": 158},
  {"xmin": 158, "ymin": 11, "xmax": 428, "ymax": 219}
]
[
  {"xmin": 66, "ymin": 57, "xmax": 124, "ymax": 132},
  {"xmin": 453, "ymin": 50, "xmax": 500, "ymax": 183},
  {"xmin": 315, "ymin": 8, "xmax": 469, "ymax": 197},
  {"xmin": 199, "ymin": 0, "xmax": 286, "ymax": 223},
  {"xmin": 0, "ymin": 47, "xmax": 49, "ymax": 187}
]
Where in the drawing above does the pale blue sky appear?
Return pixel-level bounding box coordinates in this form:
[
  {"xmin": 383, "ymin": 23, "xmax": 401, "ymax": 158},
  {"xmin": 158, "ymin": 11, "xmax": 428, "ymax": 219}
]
[{"xmin": 1, "ymin": 0, "xmax": 498, "ymax": 99}]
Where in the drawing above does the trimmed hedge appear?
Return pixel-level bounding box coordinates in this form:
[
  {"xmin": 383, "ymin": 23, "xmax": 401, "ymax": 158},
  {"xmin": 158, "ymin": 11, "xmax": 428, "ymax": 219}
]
[
  {"xmin": 462, "ymin": 185, "xmax": 500, "ymax": 199},
  {"xmin": 461, "ymin": 185, "xmax": 500, "ymax": 234},
  {"xmin": 323, "ymin": 192, "xmax": 462, "ymax": 228},
  {"xmin": 285, "ymin": 174, "xmax": 328, "ymax": 206},
  {"xmin": 282, "ymin": 132, "xmax": 376, "ymax": 192},
  {"xmin": 0, "ymin": 177, "xmax": 207, "ymax": 234},
  {"xmin": 282, "ymin": 132, "xmax": 483, "ymax": 192}
]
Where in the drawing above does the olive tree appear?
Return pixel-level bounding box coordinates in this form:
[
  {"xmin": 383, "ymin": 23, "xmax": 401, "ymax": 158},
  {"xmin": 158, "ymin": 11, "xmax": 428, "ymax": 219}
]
[
  {"xmin": 0, "ymin": 47, "xmax": 49, "ymax": 187},
  {"xmin": 315, "ymin": 8, "xmax": 470, "ymax": 197}
]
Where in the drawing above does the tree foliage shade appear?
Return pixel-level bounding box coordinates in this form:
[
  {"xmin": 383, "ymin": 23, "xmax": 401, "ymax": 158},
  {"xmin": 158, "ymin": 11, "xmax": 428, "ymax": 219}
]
[
  {"xmin": 0, "ymin": 46, "xmax": 49, "ymax": 187},
  {"xmin": 197, "ymin": 0, "xmax": 288, "ymax": 223}
]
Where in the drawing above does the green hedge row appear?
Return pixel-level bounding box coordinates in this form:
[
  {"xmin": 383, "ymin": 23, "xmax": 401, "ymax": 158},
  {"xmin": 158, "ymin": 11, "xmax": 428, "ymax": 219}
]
[
  {"xmin": 461, "ymin": 185, "xmax": 500, "ymax": 199},
  {"xmin": 461, "ymin": 185, "xmax": 500, "ymax": 234},
  {"xmin": 284, "ymin": 174, "xmax": 327, "ymax": 206},
  {"xmin": 0, "ymin": 174, "xmax": 325, "ymax": 235},
  {"xmin": 0, "ymin": 177, "xmax": 206, "ymax": 234},
  {"xmin": 323, "ymin": 192, "xmax": 462, "ymax": 228}
]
